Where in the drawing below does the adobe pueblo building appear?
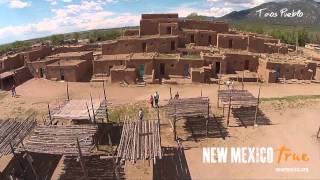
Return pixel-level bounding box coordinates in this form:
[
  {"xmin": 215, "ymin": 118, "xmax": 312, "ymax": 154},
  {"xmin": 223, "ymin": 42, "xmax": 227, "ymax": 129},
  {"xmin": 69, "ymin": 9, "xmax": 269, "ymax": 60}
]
[
  {"xmin": 1, "ymin": 13, "xmax": 319, "ymax": 89},
  {"xmin": 92, "ymin": 13, "xmax": 318, "ymax": 84}
]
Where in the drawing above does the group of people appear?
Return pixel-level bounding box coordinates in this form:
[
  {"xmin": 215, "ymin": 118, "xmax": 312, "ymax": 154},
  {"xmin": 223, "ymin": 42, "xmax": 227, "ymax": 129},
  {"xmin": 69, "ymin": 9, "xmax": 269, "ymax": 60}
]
[{"xmin": 148, "ymin": 91, "xmax": 160, "ymax": 108}]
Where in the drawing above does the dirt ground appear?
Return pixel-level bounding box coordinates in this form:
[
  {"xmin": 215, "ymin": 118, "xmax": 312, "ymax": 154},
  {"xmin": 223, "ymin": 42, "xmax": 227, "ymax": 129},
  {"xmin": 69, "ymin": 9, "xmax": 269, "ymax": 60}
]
[{"xmin": 1, "ymin": 78, "xmax": 320, "ymax": 179}]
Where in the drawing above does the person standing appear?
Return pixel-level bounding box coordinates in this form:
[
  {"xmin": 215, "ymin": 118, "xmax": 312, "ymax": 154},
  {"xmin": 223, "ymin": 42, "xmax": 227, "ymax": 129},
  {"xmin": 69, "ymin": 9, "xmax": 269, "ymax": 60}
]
[
  {"xmin": 154, "ymin": 91, "xmax": 159, "ymax": 108},
  {"xmin": 11, "ymin": 84, "xmax": 16, "ymax": 97},
  {"xmin": 174, "ymin": 91, "xmax": 179, "ymax": 99},
  {"xmin": 149, "ymin": 95, "xmax": 154, "ymax": 108},
  {"xmin": 138, "ymin": 108, "xmax": 144, "ymax": 121}
]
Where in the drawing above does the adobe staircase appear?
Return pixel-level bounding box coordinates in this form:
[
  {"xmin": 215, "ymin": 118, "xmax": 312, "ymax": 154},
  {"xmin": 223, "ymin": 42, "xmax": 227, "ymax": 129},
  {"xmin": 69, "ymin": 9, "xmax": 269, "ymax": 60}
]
[{"xmin": 91, "ymin": 73, "xmax": 108, "ymax": 82}]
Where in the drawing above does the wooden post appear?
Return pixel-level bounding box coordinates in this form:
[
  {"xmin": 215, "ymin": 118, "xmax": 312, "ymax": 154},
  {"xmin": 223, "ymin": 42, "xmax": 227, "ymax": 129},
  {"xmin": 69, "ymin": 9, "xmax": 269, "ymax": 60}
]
[
  {"xmin": 254, "ymin": 83, "xmax": 261, "ymax": 127},
  {"xmin": 169, "ymin": 87, "xmax": 172, "ymax": 99},
  {"xmin": 76, "ymin": 138, "xmax": 89, "ymax": 180},
  {"xmin": 90, "ymin": 93, "xmax": 96, "ymax": 123},
  {"xmin": 108, "ymin": 132, "xmax": 113, "ymax": 145},
  {"xmin": 227, "ymin": 96, "xmax": 232, "ymax": 127},
  {"xmin": 48, "ymin": 104, "xmax": 52, "ymax": 125},
  {"xmin": 157, "ymin": 108, "xmax": 160, "ymax": 134},
  {"xmin": 86, "ymin": 102, "xmax": 92, "ymax": 122},
  {"xmin": 317, "ymin": 127, "xmax": 320, "ymax": 138},
  {"xmin": 66, "ymin": 81, "xmax": 70, "ymax": 101},
  {"xmin": 206, "ymin": 101, "xmax": 209, "ymax": 138},
  {"xmin": 10, "ymin": 143, "xmax": 24, "ymax": 171},
  {"xmin": 201, "ymin": 88, "xmax": 203, "ymax": 97},
  {"xmin": 25, "ymin": 152, "xmax": 39, "ymax": 180},
  {"xmin": 173, "ymin": 104, "xmax": 177, "ymax": 141},
  {"xmin": 103, "ymin": 81, "xmax": 107, "ymax": 101},
  {"xmin": 242, "ymin": 71, "xmax": 244, "ymax": 90}
]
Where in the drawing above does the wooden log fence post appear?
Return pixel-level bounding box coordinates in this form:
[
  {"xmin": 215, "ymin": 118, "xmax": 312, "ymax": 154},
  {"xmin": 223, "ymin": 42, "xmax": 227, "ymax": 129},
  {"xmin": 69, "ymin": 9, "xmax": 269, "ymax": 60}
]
[
  {"xmin": 103, "ymin": 81, "xmax": 107, "ymax": 101},
  {"xmin": 227, "ymin": 96, "xmax": 232, "ymax": 127},
  {"xmin": 86, "ymin": 102, "xmax": 92, "ymax": 122},
  {"xmin": 254, "ymin": 83, "xmax": 261, "ymax": 127},
  {"xmin": 76, "ymin": 138, "xmax": 89, "ymax": 180},
  {"xmin": 317, "ymin": 127, "xmax": 320, "ymax": 138},
  {"xmin": 66, "ymin": 81, "xmax": 70, "ymax": 101},
  {"xmin": 169, "ymin": 87, "xmax": 172, "ymax": 99},
  {"xmin": 206, "ymin": 100, "xmax": 209, "ymax": 138},
  {"xmin": 48, "ymin": 104, "xmax": 52, "ymax": 125},
  {"xmin": 173, "ymin": 104, "xmax": 177, "ymax": 141},
  {"xmin": 242, "ymin": 71, "xmax": 244, "ymax": 90},
  {"xmin": 90, "ymin": 93, "xmax": 96, "ymax": 123}
]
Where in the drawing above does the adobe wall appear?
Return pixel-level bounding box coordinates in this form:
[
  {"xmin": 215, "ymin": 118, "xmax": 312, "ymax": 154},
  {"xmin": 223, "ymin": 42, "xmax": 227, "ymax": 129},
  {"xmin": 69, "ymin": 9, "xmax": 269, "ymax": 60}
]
[
  {"xmin": 182, "ymin": 30, "xmax": 217, "ymax": 46},
  {"xmin": 46, "ymin": 61, "xmax": 90, "ymax": 82},
  {"xmin": 142, "ymin": 14, "xmax": 178, "ymax": 19},
  {"xmin": 14, "ymin": 66, "xmax": 33, "ymax": 85},
  {"xmin": 102, "ymin": 36, "xmax": 178, "ymax": 55},
  {"xmin": 0, "ymin": 54, "xmax": 25, "ymax": 73},
  {"xmin": 263, "ymin": 44, "xmax": 288, "ymax": 54},
  {"xmin": 123, "ymin": 29, "xmax": 140, "ymax": 36},
  {"xmin": 140, "ymin": 18, "xmax": 179, "ymax": 35},
  {"xmin": 27, "ymin": 58, "xmax": 59, "ymax": 78},
  {"xmin": 94, "ymin": 60, "xmax": 124, "ymax": 75},
  {"xmin": 152, "ymin": 58, "xmax": 203, "ymax": 78},
  {"xmin": 217, "ymin": 34, "xmax": 248, "ymax": 50},
  {"xmin": 265, "ymin": 62, "xmax": 316, "ymax": 80},
  {"xmin": 179, "ymin": 20, "xmax": 229, "ymax": 33},
  {"xmin": 23, "ymin": 46, "xmax": 52, "ymax": 62},
  {"xmin": 224, "ymin": 53, "xmax": 259, "ymax": 73},
  {"xmin": 202, "ymin": 54, "xmax": 227, "ymax": 74},
  {"xmin": 52, "ymin": 45, "xmax": 92, "ymax": 54},
  {"xmin": 110, "ymin": 68, "xmax": 136, "ymax": 83},
  {"xmin": 159, "ymin": 23, "xmax": 179, "ymax": 36},
  {"xmin": 126, "ymin": 59, "xmax": 154, "ymax": 75},
  {"xmin": 248, "ymin": 36, "xmax": 279, "ymax": 53}
]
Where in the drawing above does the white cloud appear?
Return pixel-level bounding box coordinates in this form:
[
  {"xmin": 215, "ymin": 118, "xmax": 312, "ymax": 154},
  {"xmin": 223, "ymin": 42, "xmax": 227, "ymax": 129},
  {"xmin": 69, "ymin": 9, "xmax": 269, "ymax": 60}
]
[
  {"xmin": 0, "ymin": 0, "xmax": 140, "ymax": 43},
  {"xmin": 9, "ymin": 0, "xmax": 31, "ymax": 8}
]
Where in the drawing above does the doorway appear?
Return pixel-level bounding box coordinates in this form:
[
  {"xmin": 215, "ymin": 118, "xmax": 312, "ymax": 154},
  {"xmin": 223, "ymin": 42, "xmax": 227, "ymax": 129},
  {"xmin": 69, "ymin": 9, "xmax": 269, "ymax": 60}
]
[
  {"xmin": 228, "ymin": 39, "xmax": 233, "ymax": 48},
  {"xmin": 60, "ymin": 69, "xmax": 65, "ymax": 81},
  {"xmin": 160, "ymin": 63, "xmax": 165, "ymax": 76},
  {"xmin": 215, "ymin": 62, "xmax": 221, "ymax": 74},
  {"xmin": 142, "ymin": 42, "xmax": 147, "ymax": 52},
  {"xmin": 183, "ymin": 64, "xmax": 190, "ymax": 77},
  {"xmin": 244, "ymin": 60, "xmax": 249, "ymax": 70},
  {"xmin": 208, "ymin": 35, "xmax": 212, "ymax": 44},
  {"xmin": 171, "ymin": 41, "xmax": 175, "ymax": 51},
  {"xmin": 166, "ymin": 26, "xmax": 172, "ymax": 35},
  {"xmin": 40, "ymin": 68, "xmax": 46, "ymax": 78},
  {"xmin": 191, "ymin": 34, "xmax": 195, "ymax": 43},
  {"xmin": 139, "ymin": 64, "xmax": 145, "ymax": 78}
]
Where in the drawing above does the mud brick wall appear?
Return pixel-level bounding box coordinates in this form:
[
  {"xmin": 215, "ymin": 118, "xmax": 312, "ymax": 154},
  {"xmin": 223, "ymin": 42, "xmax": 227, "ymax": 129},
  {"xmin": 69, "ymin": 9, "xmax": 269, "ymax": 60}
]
[
  {"xmin": 140, "ymin": 18, "xmax": 179, "ymax": 35},
  {"xmin": 27, "ymin": 58, "xmax": 59, "ymax": 78},
  {"xmin": 265, "ymin": 62, "xmax": 316, "ymax": 80},
  {"xmin": 14, "ymin": 66, "xmax": 33, "ymax": 85},
  {"xmin": 248, "ymin": 36, "xmax": 279, "ymax": 53},
  {"xmin": 52, "ymin": 45, "xmax": 92, "ymax": 54},
  {"xmin": 0, "ymin": 54, "xmax": 25, "ymax": 73},
  {"xmin": 110, "ymin": 68, "xmax": 136, "ymax": 83},
  {"xmin": 46, "ymin": 61, "xmax": 90, "ymax": 82},
  {"xmin": 224, "ymin": 53, "xmax": 259, "ymax": 73},
  {"xmin": 123, "ymin": 29, "xmax": 140, "ymax": 36},
  {"xmin": 159, "ymin": 23, "xmax": 179, "ymax": 36},
  {"xmin": 94, "ymin": 60, "xmax": 124, "ymax": 75},
  {"xmin": 182, "ymin": 30, "xmax": 217, "ymax": 46},
  {"xmin": 217, "ymin": 34, "xmax": 249, "ymax": 50},
  {"xmin": 102, "ymin": 36, "xmax": 179, "ymax": 55},
  {"xmin": 179, "ymin": 20, "xmax": 229, "ymax": 33},
  {"xmin": 23, "ymin": 46, "xmax": 52, "ymax": 62}
]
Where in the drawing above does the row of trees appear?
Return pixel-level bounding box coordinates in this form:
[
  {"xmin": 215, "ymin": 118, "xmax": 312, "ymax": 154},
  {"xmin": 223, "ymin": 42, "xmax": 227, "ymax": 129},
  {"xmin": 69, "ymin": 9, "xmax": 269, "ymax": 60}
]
[
  {"xmin": 49, "ymin": 29, "xmax": 121, "ymax": 45},
  {"xmin": 0, "ymin": 41, "xmax": 32, "ymax": 55}
]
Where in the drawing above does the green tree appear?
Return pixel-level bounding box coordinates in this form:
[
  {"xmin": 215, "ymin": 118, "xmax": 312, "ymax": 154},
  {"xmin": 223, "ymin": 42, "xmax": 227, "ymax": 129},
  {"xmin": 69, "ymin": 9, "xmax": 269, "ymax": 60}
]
[
  {"xmin": 73, "ymin": 32, "xmax": 80, "ymax": 42},
  {"xmin": 186, "ymin": 13, "xmax": 205, "ymax": 20},
  {"xmin": 50, "ymin": 34, "xmax": 64, "ymax": 45}
]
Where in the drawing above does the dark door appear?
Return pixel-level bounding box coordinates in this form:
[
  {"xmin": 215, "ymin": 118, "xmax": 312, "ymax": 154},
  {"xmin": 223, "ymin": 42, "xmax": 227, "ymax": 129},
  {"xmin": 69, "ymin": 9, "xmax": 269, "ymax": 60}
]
[
  {"xmin": 228, "ymin": 39, "xmax": 233, "ymax": 48},
  {"xmin": 208, "ymin": 35, "xmax": 212, "ymax": 44},
  {"xmin": 244, "ymin": 60, "xmax": 249, "ymax": 70},
  {"xmin": 139, "ymin": 64, "xmax": 145, "ymax": 77},
  {"xmin": 166, "ymin": 26, "xmax": 172, "ymax": 34},
  {"xmin": 215, "ymin": 62, "xmax": 221, "ymax": 74},
  {"xmin": 40, "ymin": 68, "xmax": 44, "ymax": 78},
  {"xmin": 160, "ymin": 63, "xmax": 165, "ymax": 76},
  {"xmin": 142, "ymin": 42, "xmax": 147, "ymax": 52},
  {"xmin": 60, "ymin": 69, "xmax": 65, "ymax": 81},
  {"xmin": 183, "ymin": 64, "xmax": 190, "ymax": 77},
  {"xmin": 191, "ymin": 34, "xmax": 195, "ymax": 43},
  {"xmin": 171, "ymin": 41, "xmax": 175, "ymax": 51}
]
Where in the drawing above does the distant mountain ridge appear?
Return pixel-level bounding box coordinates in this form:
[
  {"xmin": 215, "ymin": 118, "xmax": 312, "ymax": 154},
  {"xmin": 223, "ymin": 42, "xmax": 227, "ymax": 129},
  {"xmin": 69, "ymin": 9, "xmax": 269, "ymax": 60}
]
[{"xmin": 219, "ymin": 0, "xmax": 320, "ymax": 27}]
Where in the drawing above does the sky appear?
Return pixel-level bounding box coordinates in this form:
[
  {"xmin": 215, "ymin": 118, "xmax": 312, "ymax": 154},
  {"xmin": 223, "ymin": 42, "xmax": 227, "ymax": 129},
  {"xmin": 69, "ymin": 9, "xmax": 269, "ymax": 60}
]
[{"xmin": 0, "ymin": 0, "xmax": 312, "ymax": 44}]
